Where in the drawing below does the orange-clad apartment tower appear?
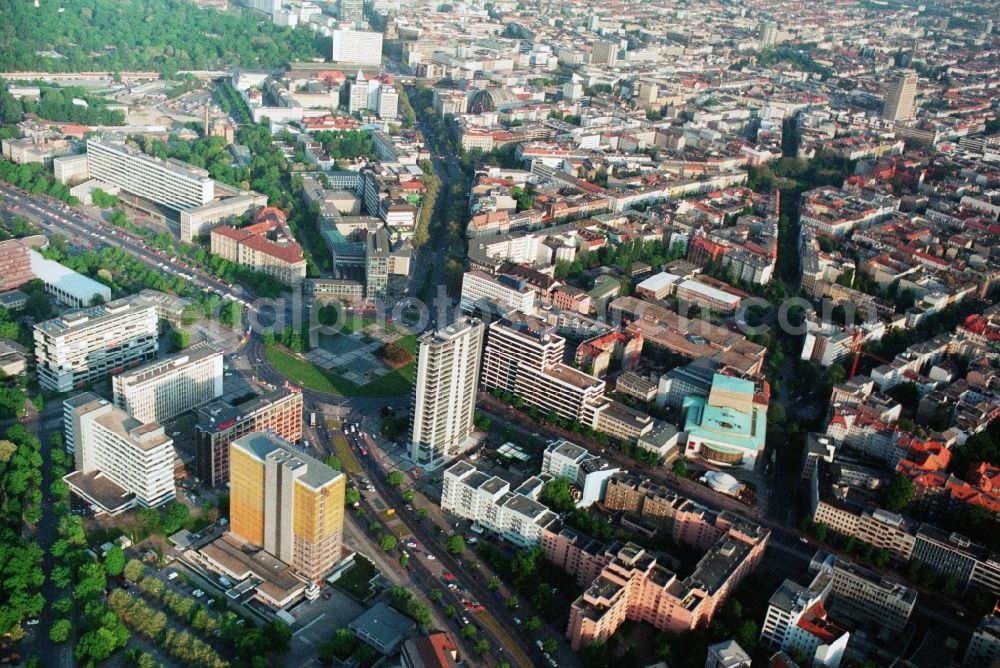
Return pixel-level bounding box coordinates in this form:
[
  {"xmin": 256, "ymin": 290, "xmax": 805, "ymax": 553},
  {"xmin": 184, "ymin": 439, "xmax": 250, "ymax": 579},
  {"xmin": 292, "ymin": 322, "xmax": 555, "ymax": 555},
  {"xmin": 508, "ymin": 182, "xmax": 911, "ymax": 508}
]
[{"xmin": 229, "ymin": 432, "xmax": 345, "ymax": 582}]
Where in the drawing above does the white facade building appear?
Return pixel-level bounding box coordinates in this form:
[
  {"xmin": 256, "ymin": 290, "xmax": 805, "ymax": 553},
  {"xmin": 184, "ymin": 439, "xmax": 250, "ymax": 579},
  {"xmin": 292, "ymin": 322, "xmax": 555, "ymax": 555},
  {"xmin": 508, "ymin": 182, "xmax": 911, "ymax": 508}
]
[
  {"xmin": 540, "ymin": 439, "xmax": 618, "ymax": 508},
  {"xmin": 409, "ymin": 318, "xmax": 484, "ymax": 470},
  {"xmin": 441, "ymin": 461, "xmax": 556, "ymax": 547},
  {"xmin": 460, "ymin": 270, "xmax": 535, "ymax": 316},
  {"xmin": 63, "ymin": 393, "xmax": 176, "ymax": 513},
  {"xmin": 34, "ymin": 296, "xmax": 159, "ymax": 392},
  {"xmin": 112, "ymin": 344, "xmax": 224, "ymax": 423},
  {"xmin": 761, "ymin": 573, "xmax": 849, "ymax": 668},
  {"xmin": 377, "ymin": 84, "xmax": 399, "ymax": 120},
  {"xmin": 332, "ymin": 29, "xmax": 383, "ymax": 66},
  {"xmin": 86, "ymin": 139, "xmax": 214, "ymax": 212}
]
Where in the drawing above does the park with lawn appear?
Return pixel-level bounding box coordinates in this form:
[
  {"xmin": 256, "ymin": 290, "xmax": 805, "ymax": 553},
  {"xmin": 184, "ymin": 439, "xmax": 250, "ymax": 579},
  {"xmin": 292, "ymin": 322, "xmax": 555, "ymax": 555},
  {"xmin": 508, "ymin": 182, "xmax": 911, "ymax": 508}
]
[{"xmin": 266, "ymin": 317, "xmax": 418, "ymax": 397}]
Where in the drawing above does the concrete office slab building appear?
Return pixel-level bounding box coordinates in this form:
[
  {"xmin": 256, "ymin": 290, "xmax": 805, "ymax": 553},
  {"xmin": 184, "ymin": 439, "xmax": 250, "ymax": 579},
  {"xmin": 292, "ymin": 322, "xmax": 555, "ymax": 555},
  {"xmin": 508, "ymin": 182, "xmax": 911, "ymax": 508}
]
[{"xmin": 112, "ymin": 343, "xmax": 224, "ymax": 423}]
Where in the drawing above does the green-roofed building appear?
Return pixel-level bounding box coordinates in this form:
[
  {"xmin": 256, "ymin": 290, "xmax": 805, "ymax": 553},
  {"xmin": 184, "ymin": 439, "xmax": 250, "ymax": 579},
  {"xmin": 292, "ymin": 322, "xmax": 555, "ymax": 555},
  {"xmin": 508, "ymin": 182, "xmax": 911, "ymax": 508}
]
[{"xmin": 683, "ymin": 373, "xmax": 766, "ymax": 470}]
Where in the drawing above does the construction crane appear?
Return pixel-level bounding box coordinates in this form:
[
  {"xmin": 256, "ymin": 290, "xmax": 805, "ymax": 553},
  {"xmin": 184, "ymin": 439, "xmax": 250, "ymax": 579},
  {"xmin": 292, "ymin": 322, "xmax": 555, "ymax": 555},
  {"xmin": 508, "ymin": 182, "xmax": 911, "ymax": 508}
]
[{"xmin": 847, "ymin": 329, "xmax": 890, "ymax": 379}]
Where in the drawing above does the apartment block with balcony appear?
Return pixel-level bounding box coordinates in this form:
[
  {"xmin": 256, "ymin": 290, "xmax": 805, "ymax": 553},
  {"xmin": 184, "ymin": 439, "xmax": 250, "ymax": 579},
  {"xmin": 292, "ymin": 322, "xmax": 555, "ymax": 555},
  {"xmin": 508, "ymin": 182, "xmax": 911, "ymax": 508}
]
[
  {"xmin": 409, "ymin": 318, "xmax": 484, "ymax": 470},
  {"xmin": 441, "ymin": 460, "xmax": 556, "ymax": 547},
  {"xmin": 481, "ymin": 315, "xmax": 608, "ymax": 427},
  {"xmin": 63, "ymin": 393, "xmax": 176, "ymax": 514}
]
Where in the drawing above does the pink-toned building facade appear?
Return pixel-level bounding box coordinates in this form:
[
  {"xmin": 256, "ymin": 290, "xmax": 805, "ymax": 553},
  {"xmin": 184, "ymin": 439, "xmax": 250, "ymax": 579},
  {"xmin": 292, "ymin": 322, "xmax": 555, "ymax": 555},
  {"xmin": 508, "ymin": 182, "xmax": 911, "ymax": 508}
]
[{"xmin": 541, "ymin": 500, "xmax": 769, "ymax": 650}]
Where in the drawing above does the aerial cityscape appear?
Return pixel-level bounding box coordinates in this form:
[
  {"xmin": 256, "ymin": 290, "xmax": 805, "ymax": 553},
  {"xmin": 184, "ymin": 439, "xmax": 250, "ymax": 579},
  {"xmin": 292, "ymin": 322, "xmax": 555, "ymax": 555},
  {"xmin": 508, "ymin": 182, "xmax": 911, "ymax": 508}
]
[{"xmin": 0, "ymin": 0, "xmax": 998, "ymax": 667}]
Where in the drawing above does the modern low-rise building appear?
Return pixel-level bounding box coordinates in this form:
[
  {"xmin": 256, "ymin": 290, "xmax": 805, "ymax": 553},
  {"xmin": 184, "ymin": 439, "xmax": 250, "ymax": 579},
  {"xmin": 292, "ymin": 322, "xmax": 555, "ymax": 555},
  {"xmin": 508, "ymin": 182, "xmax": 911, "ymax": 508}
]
[
  {"xmin": 683, "ymin": 373, "xmax": 767, "ymax": 471},
  {"xmin": 112, "ymin": 344, "xmax": 224, "ymax": 423},
  {"xmin": 441, "ymin": 460, "xmax": 556, "ymax": 547},
  {"xmin": 809, "ymin": 551, "xmax": 916, "ymax": 634},
  {"xmin": 761, "ymin": 573, "xmax": 849, "ymax": 668},
  {"xmin": 28, "ymin": 250, "xmax": 113, "ymax": 307},
  {"xmin": 541, "ymin": 439, "xmax": 618, "ymax": 508},
  {"xmin": 34, "ymin": 296, "xmax": 159, "ymax": 392},
  {"xmin": 964, "ymin": 603, "xmax": 1000, "ymax": 668}
]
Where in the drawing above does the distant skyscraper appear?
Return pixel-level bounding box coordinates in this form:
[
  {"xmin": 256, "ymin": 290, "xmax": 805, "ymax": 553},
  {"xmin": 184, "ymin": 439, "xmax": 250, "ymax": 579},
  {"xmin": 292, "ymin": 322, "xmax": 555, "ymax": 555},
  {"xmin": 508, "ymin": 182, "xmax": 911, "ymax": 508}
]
[
  {"xmin": 882, "ymin": 70, "xmax": 918, "ymax": 122},
  {"xmin": 229, "ymin": 432, "xmax": 345, "ymax": 582},
  {"xmin": 339, "ymin": 0, "xmax": 364, "ymax": 23},
  {"xmin": 563, "ymin": 78, "xmax": 584, "ymax": 103},
  {"xmin": 332, "ymin": 28, "xmax": 383, "ymax": 66},
  {"xmin": 759, "ymin": 21, "xmax": 778, "ymax": 48},
  {"xmin": 409, "ymin": 318, "xmax": 484, "ymax": 470}
]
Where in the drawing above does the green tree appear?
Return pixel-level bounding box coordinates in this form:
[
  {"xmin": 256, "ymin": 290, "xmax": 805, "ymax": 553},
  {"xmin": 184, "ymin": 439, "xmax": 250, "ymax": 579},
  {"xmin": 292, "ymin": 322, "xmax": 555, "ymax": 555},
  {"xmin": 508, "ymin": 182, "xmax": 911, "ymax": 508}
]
[
  {"xmin": 540, "ymin": 477, "xmax": 576, "ymax": 512},
  {"xmin": 879, "ymin": 474, "xmax": 915, "ymax": 512},
  {"xmin": 444, "ymin": 534, "xmax": 465, "ymax": 555},
  {"xmin": 381, "ymin": 534, "xmax": 398, "ymax": 551},
  {"xmin": 162, "ymin": 501, "xmax": 190, "ymax": 534},
  {"xmin": 49, "ymin": 619, "xmax": 72, "ymax": 643},
  {"xmin": 123, "ymin": 559, "xmax": 145, "ymax": 583},
  {"xmin": 386, "ymin": 470, "xmax": 405, "ymax": 487},
  {"xmin": 672, "ymin": 459, "xmax": 688, "ymax": 477},
  {"xmin": 169, "ymin": 328, "xmax": 191, "ymax": 351},
  {"xmin": 103, "ymin": 545, "xmax": 126, "ymax": 577}
]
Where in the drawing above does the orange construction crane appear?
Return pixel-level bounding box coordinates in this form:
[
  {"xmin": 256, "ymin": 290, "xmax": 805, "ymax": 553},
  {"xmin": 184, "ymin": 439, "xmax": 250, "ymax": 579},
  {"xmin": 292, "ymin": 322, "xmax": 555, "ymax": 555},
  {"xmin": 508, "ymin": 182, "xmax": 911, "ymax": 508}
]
[{"xmin": 847, "ymin": 329, "xmax": 890, "ymax": 379}]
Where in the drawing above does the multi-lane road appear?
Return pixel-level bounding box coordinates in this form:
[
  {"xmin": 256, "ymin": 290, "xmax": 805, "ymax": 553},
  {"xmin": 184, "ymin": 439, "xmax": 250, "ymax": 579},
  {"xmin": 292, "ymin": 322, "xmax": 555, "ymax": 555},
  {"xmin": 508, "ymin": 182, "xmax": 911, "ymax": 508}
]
[{"xmin": 335, "ymin": 421, "xmax": 565, "ymax": 668}]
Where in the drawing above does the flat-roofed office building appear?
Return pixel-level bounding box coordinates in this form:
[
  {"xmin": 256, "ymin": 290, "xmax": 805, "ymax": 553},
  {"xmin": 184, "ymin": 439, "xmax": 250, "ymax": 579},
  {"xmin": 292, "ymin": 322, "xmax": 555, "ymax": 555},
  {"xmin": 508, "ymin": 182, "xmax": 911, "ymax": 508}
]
[
  {"xmin": 113, "ymin": 343, "xmax": 224, "ymax": 423},
  {"xmin": 229, "ymin": 432, "xmax": 345, "ymax": 582},
  {"xmin": 34, "ymin": 296, "xmax": 159, "ymax": 392},
  {"xmin": 195, "ymin": 389, "xmax": 303, "ymax": 487},
  {"xmin": 331, "ymin": 29, "xmax": 383, "ymax": 66},
  {"xmin": 86, "ymin": 138, "xmax": 214, "ymax": 211},
  {"xmin": 63, "ymin": 392, "xmax": 176, "ymax": 513}
]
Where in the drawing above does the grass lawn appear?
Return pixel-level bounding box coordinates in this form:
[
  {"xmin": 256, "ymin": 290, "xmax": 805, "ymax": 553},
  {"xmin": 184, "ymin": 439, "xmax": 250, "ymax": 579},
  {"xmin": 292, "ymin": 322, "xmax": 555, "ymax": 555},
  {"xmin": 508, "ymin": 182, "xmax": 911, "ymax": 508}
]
[
  {"xmin": 333, "ymin": 554, "xmax": 380, "ymax": 603},
  {"xmin": 330, "ymin": 430, "xmax": 362, "ymax": 474},
  {"xmin": 266, "ymin": 342, "xmax": 417, "ymax": 398}
]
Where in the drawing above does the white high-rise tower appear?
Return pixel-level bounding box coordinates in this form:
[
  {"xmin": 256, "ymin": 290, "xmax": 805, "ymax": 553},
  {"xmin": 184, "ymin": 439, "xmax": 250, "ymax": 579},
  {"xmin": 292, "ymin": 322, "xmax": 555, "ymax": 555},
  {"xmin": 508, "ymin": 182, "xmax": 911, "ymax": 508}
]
[{"xmin": 408, "ymin": 318, "xmax": 484, "ymax": 470}]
